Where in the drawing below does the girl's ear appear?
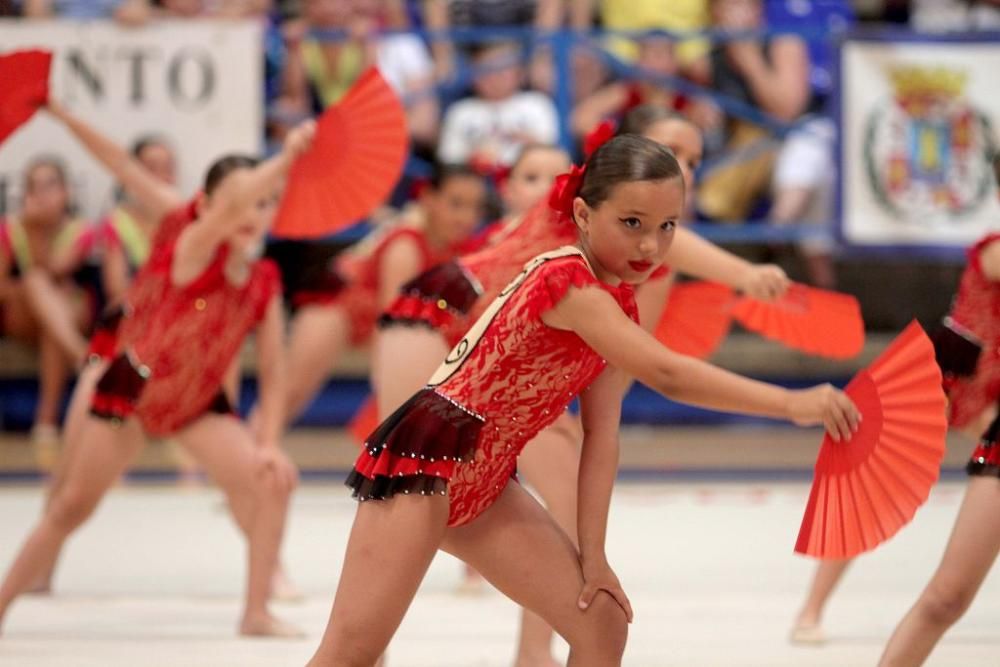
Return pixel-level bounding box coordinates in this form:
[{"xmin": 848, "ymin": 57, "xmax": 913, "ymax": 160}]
[
  {"xmin": 572, "ymin": 196, "xmax": 590, "ymax": 233},
  {"xmin": 194, "ymin": 191, "xmax": 207, "ymax": 217}
]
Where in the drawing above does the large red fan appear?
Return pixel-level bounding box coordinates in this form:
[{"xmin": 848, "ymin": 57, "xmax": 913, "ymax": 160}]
[
  {"xmin": 732, "ymin": 283, "xmax": 865, "ymax": 359},
  {"xmin": 0, "ymin": 49, "xmax": 52, "ymax": 146},
  {"xmin": 273, "ymin": 68, "xmax": 408, "ymax": 238},
  {"xmin": 653, "ymin": 281, "xmax": 734, "ymax": 359},
  {"xmin": 795, "ymin": 321, "xmax": 947, "ymax": 560}
]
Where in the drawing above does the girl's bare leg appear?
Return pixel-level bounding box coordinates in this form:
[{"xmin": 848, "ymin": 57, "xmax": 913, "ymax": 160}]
[
  {"xmin": 174, "ymin": 414, "xmax": 299, "ymax": 636},
  {"xmin": 371, "ymin": 326, "xmax": 449, "ymax": 419},
  {"xmin": 21, "ymin": 269, "xmax": 88, "ymax": 365},
  {"xmin": 0, "ymin": 416, "xmax": 144, "ymax": 631},
  {"xmin": 283, "ymin": 305, "xmax": 351, "ymax": 424},
  {"xmin": 791, "ymin": 559, "xmax": 851, "ymax": 643},
  {"xmin": 442, "ymin": 483, "xmax": 629, "ymax": 667},
  {"xmin": 35, "ymin": 329, "xmax": 70, "ymax": 432},
  {"xmin": 28, "ymin": 360, "xmax": 109, "ymax": 593},
  {"xmin": 879, "ymin": 476, "xmax": 1000, "ymax": 667},
  {"xmin": 307, "ymin": 494, "xmax": 450, "ymax": 666},
  {"xmin": 513, "ymin": 415, "xmax": 583, "ymax": 667}
]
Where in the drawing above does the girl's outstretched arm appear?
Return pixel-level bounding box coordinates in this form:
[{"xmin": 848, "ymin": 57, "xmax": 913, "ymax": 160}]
[
  {"xmin": 376, "ymin": 235, "xmax": 424, "ymax": 310},
  {"xmin": 46, "ymin": 100, "xmax": 183, "ymax": 222},
  {"xmin": 667, "ymin": 227, "xmax": 789, "ymax": 301},
  {"xmin": 252, "ymin": 294, "xmax": 297, "ymax": 492},
  {"xmin": 172, "ymin": 120, "xmax": 315, "ymax": 285},
  {"xmin": 576, "ymin": 365, "xmax": 634, "ymax": 622},
  {"xmin": 545, "ymin": 286, "xmax": 860, "ymax": 441}
]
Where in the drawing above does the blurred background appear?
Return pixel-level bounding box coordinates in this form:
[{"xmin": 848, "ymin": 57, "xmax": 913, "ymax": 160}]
[{"xmin": 0, "ymin": 0, "xmax": 998, "ymax": 473}]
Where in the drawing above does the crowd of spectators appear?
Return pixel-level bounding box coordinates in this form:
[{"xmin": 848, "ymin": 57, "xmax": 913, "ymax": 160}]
[{"xmin": 2, "ymin": 0, "xmax": 997, "ymax": 267}]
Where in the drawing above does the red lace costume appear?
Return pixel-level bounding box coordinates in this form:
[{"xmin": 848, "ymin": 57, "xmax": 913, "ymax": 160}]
[
  {"xmin": 87, "ymin": 200, "xmax": 200, "ymax": 360},
  {"xmin": 331, "ymin": 226, "xmax": 453, "ymax": 345},
  {"xmin": 348, "ymin": 248, "xmax": 639, "ymax": 526},
  {"xmin": 934, "ymin": 233, "xmax": 1000, "ymax": 475},
  {"xmin": 90, "ymin": 208, "xmax": 281, "ymax": 437}
]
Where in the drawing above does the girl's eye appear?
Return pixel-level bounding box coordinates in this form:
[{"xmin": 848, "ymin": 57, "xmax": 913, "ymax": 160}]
[
  {"xmin": 620, "ymin": 217, "xmax": 641, "ymax": 229},
  {"xmin": 661, "ymin": 220, "xmax": 677, "ymax": 232}
]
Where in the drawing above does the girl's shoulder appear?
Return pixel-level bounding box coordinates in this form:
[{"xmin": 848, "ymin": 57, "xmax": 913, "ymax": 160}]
[{"xmin": 512, "ymin": 248, "xmax": 638, "ymax": 323}]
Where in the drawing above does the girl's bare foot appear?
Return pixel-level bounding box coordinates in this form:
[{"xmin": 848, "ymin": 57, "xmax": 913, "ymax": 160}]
[
  {"xmin": 239, "ymin": 611, "xmax": 305, "ymax": 638},
  {"xmin": 456, "ymin": 564, "xmax": 487, "ymax": 596},
  {"xmin": 270, "ymin": 568, "xmax": 304, "ymax": 603},
  {"xmin": 789, "ymin": 617, "xmax": 827, "ymax": 645},
  {"xmin": 514, "ymin": 655, "xmax": 562, "ymax": 667}
]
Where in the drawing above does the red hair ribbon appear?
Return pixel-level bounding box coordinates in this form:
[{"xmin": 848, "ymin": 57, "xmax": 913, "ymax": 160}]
[
  {"xmin": 548, "ymin": 164, "xmax": 585, "ymax": 218},
  {"xmin": 583, "ymin": 119, "xmax": 616, "ymax": 158}
]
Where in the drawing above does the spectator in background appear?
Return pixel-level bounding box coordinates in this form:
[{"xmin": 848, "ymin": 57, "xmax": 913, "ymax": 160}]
[
  {"xmin": 437, "ymin": 40, "xmax": 559, "ymax": 168},
  {"xmin": 278, "ymin": 0, "xmax": 438, "ymax": 150},
  {"xmin": 23, "ymin": 0, "xmax": 152, "ymax": 23},
  {"xmin": 694, "ymin": 0, "xmax": 838, "ymax": 288},
  {"xmin": 278, "ymin": 0, "xmax": 376, "ymax": 125},
  {"xmin": 422, "ymin": 0, "xmax": 562, "ymax": 91},
  {"xmin": 911, "ymin": 0, "xmax": 1000, "ymax": 31},
  {"xmin": 0, "ymin": 158, "xmax": 96, "ymax": 448},
  {"xmin": 0, "ymin": 0, "xmax": 20, "ymax": 15},
  {"xmin": 572, "ymin": 32, "xmax": 712, "ymax": 140},
  {"xmin": 353, "ymin": 0, "xmax": 440, "ymax": 150},
  {"xmin": 569, "ymin": 0, "xmax": 711, "ymax": 77},
  {"xmin": 154, "ymin": 0, "xmax": 203, "ymax": 17}
]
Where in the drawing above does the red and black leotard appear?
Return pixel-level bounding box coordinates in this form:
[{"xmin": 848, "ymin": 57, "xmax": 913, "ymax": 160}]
[{"xmin": 348, "ymin": 247, "xmax": 639, "ymax": 526}]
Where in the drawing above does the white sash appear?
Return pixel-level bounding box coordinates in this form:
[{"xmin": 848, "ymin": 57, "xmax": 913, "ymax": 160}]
[{"xmin": 427, "ymin": 246, "xmax": 590, "ymax": 387}]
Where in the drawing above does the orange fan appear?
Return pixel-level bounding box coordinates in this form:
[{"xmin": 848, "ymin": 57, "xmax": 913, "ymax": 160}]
[
  {"xmin": 653, "ymin": 281, "xmax": 734, "ymax": 359},
  {"xmin": 732, "ymin": 283, "xmax": 865, "ymax": 359},
  {"xmin": 795, "ymin": 321, "xmax": 947, "ymax": 560},
  {"xmin": 273, "ymin": 68, "xmax": 408, "ymax": 238},
  {"xmin": 348, "ymin": 396, "xmax": 380, "ymax": 448},
  {"xmin": 0, "ymin": 49, "xmax": 52, "ymax": 146}
]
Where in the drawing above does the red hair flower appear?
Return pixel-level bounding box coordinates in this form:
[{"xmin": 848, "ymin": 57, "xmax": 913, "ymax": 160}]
[
  {"xmin": 583, "ymin": 119, "xmax": 616, "ymax": 158},
  {"xmin": 548, "ymin": 164, "xmax": 586, "ymax": 218}
]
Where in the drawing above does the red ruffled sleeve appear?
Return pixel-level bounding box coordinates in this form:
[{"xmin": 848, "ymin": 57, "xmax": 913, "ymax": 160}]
[
  {"xmin": 517, "ymin": 255, "xmax": 641, "ymax": 324},
  {"xmin": 521, "ymin": 256, "xmax": 602, "ymax": 319}
]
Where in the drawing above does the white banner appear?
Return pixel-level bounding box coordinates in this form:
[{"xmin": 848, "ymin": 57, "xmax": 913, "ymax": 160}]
[
  {"xmin": 0, "ymin": 19, "xmax": 261, "ymax": 219},
  {"xmin": 842, "ymin": 38, "xmax": 1000, "ymax": 247}
]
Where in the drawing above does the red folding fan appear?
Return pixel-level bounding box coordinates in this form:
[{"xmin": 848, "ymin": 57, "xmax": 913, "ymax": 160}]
[
  {"xmin": 0, "ymin": 50, "xmax": 52, "ymax": 146},
  {"xmin": 347, "ymin": 396, "xmax": 380, "ymax": 448},
  {"xmin": 795, "ymin": 321, "xmax": 947, "ymax": 560},
  {"xmin": 273, "ymin": 68, "xmax": 408, "ymax": 238},
  {"xmin": 653, "ymin": 281, "xmax": 734, "ymax": 359},
  {"xmin": 732, "ymin": 283, "xmax": 865, "ymax": 360}
]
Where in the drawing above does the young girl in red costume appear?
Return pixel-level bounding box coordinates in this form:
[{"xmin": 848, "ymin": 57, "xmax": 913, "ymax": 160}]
[
  {"xmin": 792, "ymin": 159, "xmax": 1000, "ymax": 664},
  {"xmin": 306, "ymin": 135, "xmax": 860, "ymax": 667},
  {"xmin": 0, "ymin": 104, "xmax": 316, "ymax": 638},
  {"xmin": 374, "ymin": 105, "xmax": 788, "ymax": 666},
  {"xmin": 263, "ymin": 164, "xmax": 487, "ymax": 428}
]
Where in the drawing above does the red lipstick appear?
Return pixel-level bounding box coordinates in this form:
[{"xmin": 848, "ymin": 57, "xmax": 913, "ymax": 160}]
[{"xmin": 629, "ymin": 260, "xmax": 653, "ymax": 272}]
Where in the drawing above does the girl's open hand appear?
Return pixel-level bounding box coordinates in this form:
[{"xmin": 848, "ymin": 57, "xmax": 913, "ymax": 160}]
[
  {"xmin": 739, "ymin": 264, "xmax": 789, "ymax": 302},
  {"xmin": 282, "ymin": 119, "xmax": 317, "ymax": 161},
  {"xmin": 578, "ymin": 557, "xmax": 633, "ymax": 623},
  {"xmin": 788, "ymin": 384, "xmax": 861, "ymax": 442}
]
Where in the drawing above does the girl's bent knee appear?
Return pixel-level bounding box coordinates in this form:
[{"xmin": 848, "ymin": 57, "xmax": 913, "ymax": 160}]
[
  {"xmin": 569, "ymin": 593, "xmax": 628, "ymax": 659},
  {"xmin": 918, "ymin": 585, "xmax": 974, "ymax": 628}
]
